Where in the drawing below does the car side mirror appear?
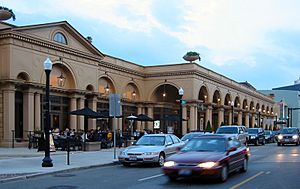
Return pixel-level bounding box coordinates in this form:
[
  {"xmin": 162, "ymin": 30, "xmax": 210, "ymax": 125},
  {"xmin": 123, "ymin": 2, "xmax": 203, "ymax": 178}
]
[
  {"xmin": 166, "ymin": 142, "xmax": 173, "ymax": 146},
  {"xmin": 226, "ymin": 146, "xmax": 237, "ymax": 155}
]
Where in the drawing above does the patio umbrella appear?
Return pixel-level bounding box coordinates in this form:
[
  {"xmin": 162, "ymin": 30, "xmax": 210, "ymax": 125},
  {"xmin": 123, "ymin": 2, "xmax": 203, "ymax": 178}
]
[
  {"xmin": 69, "ymin": 107, "xmax": 104, "ymax": 118},
  {"xmin": 136, "ymin": 114, "xmax": 154, "ymax": 121}
]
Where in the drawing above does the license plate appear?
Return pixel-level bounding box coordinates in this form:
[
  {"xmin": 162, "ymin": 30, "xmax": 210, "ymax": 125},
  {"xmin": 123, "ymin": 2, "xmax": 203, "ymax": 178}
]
[
  {"xmin": 179, "ymin": 169, "xmax": 191, "ymax": 176},
  {"xmin": 285, "ymin": 139, "xmax": 290, "ymax": 142},
  {"xmin": 129, "ymin": 156, "xmax": 137, "ymax": 161}
]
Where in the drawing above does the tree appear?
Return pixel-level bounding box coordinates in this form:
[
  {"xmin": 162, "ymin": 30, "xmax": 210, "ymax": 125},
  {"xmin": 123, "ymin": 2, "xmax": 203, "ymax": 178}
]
[{"xmin": 206, "ymin": 120, "xmax": 212, "ymax": 132}]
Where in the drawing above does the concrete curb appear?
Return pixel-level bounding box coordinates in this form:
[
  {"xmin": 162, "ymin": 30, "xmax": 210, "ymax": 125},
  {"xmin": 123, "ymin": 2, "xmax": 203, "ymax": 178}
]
[{"xmin": 0, "ymin": 160, "xmax": 121, "ymax": 183}]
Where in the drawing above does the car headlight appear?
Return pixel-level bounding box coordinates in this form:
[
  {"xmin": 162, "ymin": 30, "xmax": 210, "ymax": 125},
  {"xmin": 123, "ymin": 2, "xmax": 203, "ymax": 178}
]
[
  {"xmin": 163, "ymin": 161, "xmax": 177, "ymax": 167},
  {"xmin": 250, "ymin": 136, "xmax": 255, "ymax": 139},
  {"xmin": 278, "ymin": 135, "xmax": 283, "ymax": 140},
  {"xmin": 197, "ymin": 162, "xmax": 218, "ymax": 168},
  {"xmin": 143, "ymin": 152, "xmax": 160, "ymax": 156},
  {"xmin": 120, "ymin": 151, "xmax": 127, "ymax": 156},
  {"xmin": 292, "ymin": 135, "xmax": 299, "ymax": 140}
]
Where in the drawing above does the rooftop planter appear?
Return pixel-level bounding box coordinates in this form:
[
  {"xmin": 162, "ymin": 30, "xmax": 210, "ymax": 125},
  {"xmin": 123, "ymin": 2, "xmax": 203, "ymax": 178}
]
[
  {"xmin": 183, "ymin": 51, "xmax": 201, "ymax": 63},
  {"xmin": 0, "ymin": 6, "xmax": 16, "ymax": 21}
]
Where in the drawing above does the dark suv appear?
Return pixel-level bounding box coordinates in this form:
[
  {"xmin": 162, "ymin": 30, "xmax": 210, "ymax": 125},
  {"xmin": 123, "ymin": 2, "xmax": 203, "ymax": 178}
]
[
  {"xmin": 247, "ymin": 128, "xmax": 265, "ymax": 145},
  {"xmin": 277, "ymin": 127, "xmax": 300, "ymax": 146}
]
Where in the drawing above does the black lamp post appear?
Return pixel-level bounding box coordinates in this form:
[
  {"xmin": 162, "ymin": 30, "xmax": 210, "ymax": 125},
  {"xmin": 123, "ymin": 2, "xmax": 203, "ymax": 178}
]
[
  {"xmin": 42, "ymin": 57, "xmax": 53, "ymax": 167},
  {"xmin": 178, "ymin": 87, "xmax": 184, "ymax": 137},
  {"xmin": 230, "ymin": 101, "xmax": 234, "ymax": 125}
]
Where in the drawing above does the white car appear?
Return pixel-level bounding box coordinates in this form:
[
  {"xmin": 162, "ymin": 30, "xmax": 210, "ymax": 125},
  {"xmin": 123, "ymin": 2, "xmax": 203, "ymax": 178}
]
[
  {"xmin": 216, "ymin": 125, "xmax": 248, "ymax": 145},
  {"xmin": 118, "ymin": 134, "xmax": 185, "ymax": 167}
]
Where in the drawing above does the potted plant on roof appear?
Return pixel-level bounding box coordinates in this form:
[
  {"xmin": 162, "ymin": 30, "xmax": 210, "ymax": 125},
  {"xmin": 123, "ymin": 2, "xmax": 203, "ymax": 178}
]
[
  {"xmin": 0, "ymin": 6, "xmax": 16, "ymax": 21},
  {"xmin": 183, "ymin": 51, "xmax": 201, "ymax": 63}
]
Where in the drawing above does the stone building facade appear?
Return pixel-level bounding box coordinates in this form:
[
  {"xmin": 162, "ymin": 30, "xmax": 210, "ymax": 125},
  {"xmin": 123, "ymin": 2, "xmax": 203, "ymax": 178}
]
[{"xmin": 0, "ymin": 21, "xmax": 275, "ymax": 147}]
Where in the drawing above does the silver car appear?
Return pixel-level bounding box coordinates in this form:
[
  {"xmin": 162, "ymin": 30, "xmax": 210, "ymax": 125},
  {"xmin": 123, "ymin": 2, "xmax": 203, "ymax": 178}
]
[
  {"xmin": 118, "ymin": 134, "xmax": 185, "ymax": 166},
  {"xmin": 216, "ymin": 125, "xmax": 248, "ymax": 145}
]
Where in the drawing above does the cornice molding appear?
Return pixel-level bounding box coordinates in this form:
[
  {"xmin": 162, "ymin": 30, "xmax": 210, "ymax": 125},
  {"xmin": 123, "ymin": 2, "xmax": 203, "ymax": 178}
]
[{"xmin": 0, "ymin": 31, "xmax": 102, "ymax": 62}]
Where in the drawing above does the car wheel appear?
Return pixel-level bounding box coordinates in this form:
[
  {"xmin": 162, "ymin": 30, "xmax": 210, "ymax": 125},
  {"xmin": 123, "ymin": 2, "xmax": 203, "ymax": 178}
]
[
  {"xmin": 296, "ymin": 141, "xmax": 299, "ymax": 146},
  {"xmin": 168, "ymin": 176, "xmax": 177, "ymax": 182},
  {"xmin": 261, "ymin": 139, "xmax": 265, "ymax": 145},
  {"xmin": 122, "ymin": 162, "xmax": 131, "ymax": 167},
  {"xmin": 277, "ymin": 142, "xmax": 281, "ymax": 146},
  {"xmin": 158, "ymin": 153, "xmax": 165, "ymax": 167},
  {"xmin": 219, "ymin": 164, "xmax": 228, "ymax": 182},
  {"xmin": 240, "ymin": 158, "xmax": 248, "ymax": 173},
  {"xmin": 255, "ymin": 139, "xmax": 259, "ymax": 146}
]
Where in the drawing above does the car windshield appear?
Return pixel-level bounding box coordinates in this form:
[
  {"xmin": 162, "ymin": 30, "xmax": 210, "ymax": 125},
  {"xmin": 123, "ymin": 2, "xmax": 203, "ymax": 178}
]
[
  {"xmin": 248, "ymin": 129, "xmax": 258, "ymax": 134},
  {"xmin": 264, "ymin": 131, "xmax": 271, "ymax": 135},
  {"xmin": 181, "ymin": 133, "xmax": 203, "ymax": 141},
  {"xmin": 136, "ymin": 136, "xmax": 165, "ymax": 146},
  {"xmin": 181, "ymin": 138, "xmax": 226, "ymax": 152},
  {"xmin": 281, "ymin": 129, "xmax": 298, "ymax": 134},
  {"xmin": 216, "ymin": 127, "xmax": 238, "ymax": 134}
]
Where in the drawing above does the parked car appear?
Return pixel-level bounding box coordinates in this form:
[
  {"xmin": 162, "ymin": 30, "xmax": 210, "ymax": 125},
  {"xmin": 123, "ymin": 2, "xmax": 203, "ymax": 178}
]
[
  {"xmin": 162, "ymin": 134, "xmax": 250, "ymax": 182},
  {"xmin": 277, "ymin": 127, "xmax": 300, "ymax": 146},
  {"xmin": 247, "ymin": 128, "xmax": 265, "ymax": 146},
  {"xmin": 118, "ymin": 134, "xmax": 185, "ymax": 167},
  {"xmin": 181, "ymin": 131, "xmax": 211, "ymax": 143},
  {"xmin": 216, "ymin": 125, "xmax": 248, "ymax": 145},
  {"xmin": 264, "ymin": 130, "xmax": 275, "ymax": 143}
]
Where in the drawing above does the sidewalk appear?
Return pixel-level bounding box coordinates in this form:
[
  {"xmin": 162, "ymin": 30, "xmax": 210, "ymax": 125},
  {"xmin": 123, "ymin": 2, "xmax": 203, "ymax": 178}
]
[{"xmin": 0, "ymin": 147, "xmax": 122, "ymax": 183}]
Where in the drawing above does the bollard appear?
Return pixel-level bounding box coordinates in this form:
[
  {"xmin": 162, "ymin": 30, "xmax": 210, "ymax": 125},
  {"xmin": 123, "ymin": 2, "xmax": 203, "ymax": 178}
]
[
  {"xmin": 11, "ymin": 130, "xmax": 15, "ymax": 148},
  {"xmin": 67, "ymin": 136, "xmax": 70, "ymax": 165}
]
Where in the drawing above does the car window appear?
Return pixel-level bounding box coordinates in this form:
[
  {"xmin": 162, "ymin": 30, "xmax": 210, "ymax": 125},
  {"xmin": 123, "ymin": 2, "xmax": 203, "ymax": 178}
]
[
  {"xmin": 136, "ymin": 136, "xmax": 165, "ymax": 146},
  {"xmin": 281, "ymin": 128, "xmax": 298, "ymax": 134},
  {"xmin": 248, "ymin": 129, "xmax": 258, "ymax": 134},
  {"xmin": 228, "ymin": 138, "xmax": 241, "ymax": 148},
  {"xmin": 165, "ymin": 135, "xmax": 173, "ymax": 145},
  {"xmin": 216, "ymin": 127, "xmax": 238, "ymax": 134},
  {"xmin": 181, "ymin": 138, "xmax": 226, "ymax": 152},
  {"xmin": 170, "ymin": 135, "xmax": 180, "ymax": 143}
]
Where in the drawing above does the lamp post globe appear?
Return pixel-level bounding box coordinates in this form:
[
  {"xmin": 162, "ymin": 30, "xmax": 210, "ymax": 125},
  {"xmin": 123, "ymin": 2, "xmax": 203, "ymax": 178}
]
[
  {"xmin": 42, "ymin": 57, "xmax": 53, "ymax": 167},
  {"xmin": 178, "ymin": 87, "xmax": 184, "ymax": 137}
]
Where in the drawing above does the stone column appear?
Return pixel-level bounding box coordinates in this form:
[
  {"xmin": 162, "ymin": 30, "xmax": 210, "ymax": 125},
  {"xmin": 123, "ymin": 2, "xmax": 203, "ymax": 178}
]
[
  {"xmin": 147, "ymin": 106, "xmax": 154, "ymax": 131},
  {"xmin": 137, "ymin": 105, "xmax": 142, "ymax": 131},
  {"xmin": 77, "ymin": 97, "xmax": 85, "ymax": 131},
  {"xmin": 182, "ymin": 105, "xmax": 187, "ymax": 135},
  {"xmin": 70, "ymin": 97, "xmax": 77, "ymax": 130},
  {"xmin": 23, "ymin": 90, "xmax": 35, "ymax": 135},
  {"xmin": 245, "ymin": 113, "xmax": 250, "ymax": 127},
  {"xmin": 88, "ymin": 97, "xmax": 97, "ymax": 130},
  {"xmin": 3, "ymin": 87, "xmax": 15, "ymax": 147},
  {"xmin": 189, "ymin": 105, "xmax": 195, "ymax": 131},
  {"xmin": 262, "ymin": 116, "xmax": 266, "ymax": 129},
  {"xmin": 218, "ymin": 108, "xmax": 224, "ymax": 128},
  {"xmin": 228, "ymin": 110, "xmax": 232, "ymax": 125},
  {"xmin": 251, "ymin": 113, "xmax": 256, "ymax": 127},
  {"xmin": 238, "ymin": 111, "xmax": 243, "ymax": 125},
  {"xmin": 118, "ymin": 105, "xmax": 123, "ymax": 131},
  {"xmin": 194, "ymin": 106, "xmax": 198, "ymax": 130},
  {"xmin": 34, "ymin": 93, "xmax": 41, "ymax": 130},
  {"xmin": 205, "ymin": 105, "xmax": 212, "ymax": 129}
]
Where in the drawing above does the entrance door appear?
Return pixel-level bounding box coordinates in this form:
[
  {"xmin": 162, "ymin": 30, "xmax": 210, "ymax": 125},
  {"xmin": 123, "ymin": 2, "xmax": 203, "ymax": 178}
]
[
  {"xmin": 15, "ymin": 91, "xmax": 23, "ymax": 140},
  {"xmin": 52, "ymin": 114, "xmax": 60, "ymax": 130}
]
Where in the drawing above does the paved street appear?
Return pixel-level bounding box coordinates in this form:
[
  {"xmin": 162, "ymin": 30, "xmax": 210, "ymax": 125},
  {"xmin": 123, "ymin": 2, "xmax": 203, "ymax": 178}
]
[{"xmin": 1, "ymin": 143, "xmax": 300, "ymax": 189}]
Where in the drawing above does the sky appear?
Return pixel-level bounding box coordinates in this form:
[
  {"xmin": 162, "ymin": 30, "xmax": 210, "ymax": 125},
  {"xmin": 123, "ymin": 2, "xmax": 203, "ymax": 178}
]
[{"xmin": 2, "ymin": 0, "xmax": 300, "ymax": 90}]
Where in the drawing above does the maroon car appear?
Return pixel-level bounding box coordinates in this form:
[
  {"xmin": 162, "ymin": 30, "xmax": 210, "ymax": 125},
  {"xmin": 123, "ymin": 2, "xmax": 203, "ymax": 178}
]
[{"xmin": 162, "ymin": 135, "xmax": 250, "ymax": 182}]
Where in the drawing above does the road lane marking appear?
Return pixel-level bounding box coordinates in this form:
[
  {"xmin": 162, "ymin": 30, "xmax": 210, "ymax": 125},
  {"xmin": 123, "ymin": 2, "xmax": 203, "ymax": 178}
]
[
  {"xmin": 138, "ymin": 174, "xmax": 164, "ymax": 181},
  {"xmin": 229, "ymin": 171, "xmax": 264, "ymax": 189}
]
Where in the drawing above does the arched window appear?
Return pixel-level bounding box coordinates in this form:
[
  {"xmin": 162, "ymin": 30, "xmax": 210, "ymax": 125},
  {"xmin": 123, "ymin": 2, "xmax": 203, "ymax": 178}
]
[{"xmin": 53, "ymin": 32, "xmax": 67, "ymax": 44}]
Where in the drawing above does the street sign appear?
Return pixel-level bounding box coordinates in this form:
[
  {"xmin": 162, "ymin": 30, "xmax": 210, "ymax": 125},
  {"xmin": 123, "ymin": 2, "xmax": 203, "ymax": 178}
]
[
  {"xmin": 109, "ymin": 94, "xmax": 121, "ymax": 117},
  {"xmin": 154, "ymin": 120, "xmax": 160, "ymax": 129},
  {"xmin": 181, "ymin": 100, "xmax": 186, "ymax": 105}
]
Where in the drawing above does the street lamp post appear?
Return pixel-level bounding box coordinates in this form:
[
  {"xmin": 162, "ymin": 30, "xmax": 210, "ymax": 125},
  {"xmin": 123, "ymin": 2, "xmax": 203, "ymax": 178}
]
[
  {"xmin": 42, "ymin": 58, "xmax": 53, "ymax": 167},
  {"xmin": 178, "ymin": 87, "xmax": 184, "ymax": 137},
  {"xmin": 231, "ymin": 101, "xmax": 234, "ymax": 125}
]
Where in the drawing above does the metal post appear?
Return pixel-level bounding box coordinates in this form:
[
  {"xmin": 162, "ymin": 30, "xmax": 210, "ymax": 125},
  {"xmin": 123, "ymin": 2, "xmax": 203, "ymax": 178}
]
[
  {"xmin": 179, "ymin": 98, "xmax": 183, "ymax": 137},
  {"xmin": 258, "ymin": 112, "xmax": 260, "ymax": 128},
  {"xmin": 67, "ymin": 136, "xmax": 70, "ymax": 165},
  {"xmin": 42, "ymin": 69, "xmax": 53, "ymax": 167},
  {"xmin": 113, "ymin": 117, "xmax": 116, "ymax": 159},
  {"xmin": 290, "ymin": 108, "xmax": 293, "ymax": 127},
  {"xmin": 231, "ymin": 106, "xmax": 234, "ymax": 125},
  {"xmin": 11, "ymin": 130, "xmax": 15, "ymax": 148}
]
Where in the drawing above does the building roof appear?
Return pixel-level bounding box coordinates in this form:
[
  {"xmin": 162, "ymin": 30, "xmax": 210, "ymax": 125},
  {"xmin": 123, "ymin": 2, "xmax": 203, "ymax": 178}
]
[
  {"xmin": 239, "ymin": 81, "xmax": 256, "ymax": 91},
  {"xmin": 272, "ymin": 84, "xmax": 300, "ymax": 91}
]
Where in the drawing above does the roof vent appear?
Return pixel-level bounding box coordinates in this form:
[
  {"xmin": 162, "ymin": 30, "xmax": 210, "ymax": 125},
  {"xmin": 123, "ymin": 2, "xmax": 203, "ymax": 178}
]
[{"xmin": 86, "ymin": 36, "xmax": 92, "ymax": 43}]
